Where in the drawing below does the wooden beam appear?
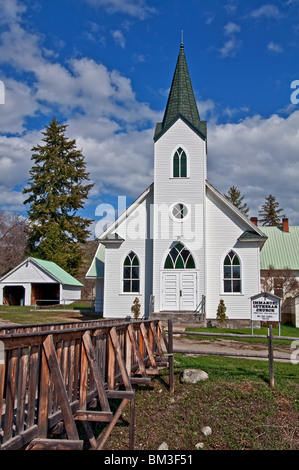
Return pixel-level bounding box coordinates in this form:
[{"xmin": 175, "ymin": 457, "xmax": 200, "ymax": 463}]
[
  {"xmin": 96, "ymin": 399, "xmax": 130, "ymax": 450},
  {"xmin": 150, "ymin": 322, "xmax": 167, "ymax": 361},
  {"xmin": 130, "ymin": 377, "xmax": 151, "ymax": 385},
  {"xmin": 82, "ymin": 331, "xmax": 110, "ymax": 412},
  {"xmin": 139, "ymin": 323, "xmax": 157, "ymax": 368},
  {"xmin": 27, "ymin": 438, "xmax": 83, "ymax": 450},
  {"xmin": 109, "ymin": 327, "xmax": 133, "ymax": 392},
  {"xmin": 42, "ymin": 335, "xmax": 79, "ymax": 441},
  {"xmin": 106, "ymin": 390, "xmax": 135, "ymax": 399},
  {"xmin": 127, "ymin": 324, "xmax": 147, "ymax": 377},
  {"xmin": 74, "ymin": 410, "xmax": 113, "ymax": 422},
  {"xmin": 38, "ymin": 344, "xmax": 50, "ymax": 438}
]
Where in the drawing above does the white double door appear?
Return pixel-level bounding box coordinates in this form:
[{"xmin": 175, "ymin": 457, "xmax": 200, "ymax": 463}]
[{"xmin": 162, "ymin": 271, "xmax": 197, "ymax": 311}]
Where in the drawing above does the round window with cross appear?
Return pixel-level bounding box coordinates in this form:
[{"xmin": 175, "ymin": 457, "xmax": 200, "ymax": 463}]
[{"xmin": 171, "ymin": 203, "xmax": 188, "ymax": 220}]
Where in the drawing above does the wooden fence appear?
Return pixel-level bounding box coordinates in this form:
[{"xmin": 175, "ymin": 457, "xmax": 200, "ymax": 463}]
[{"xmin": 0, "ymin": 319, "xmax": 169, "ymax": 450}]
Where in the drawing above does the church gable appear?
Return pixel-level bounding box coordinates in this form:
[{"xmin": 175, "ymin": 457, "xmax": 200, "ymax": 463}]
[
  {"xmin": 98, "ymin": 183, "xmax": 153, "ymax": 243},
  {"xmin": 205, "ymin": 181, "xmax": 267, "ymax": 244}
]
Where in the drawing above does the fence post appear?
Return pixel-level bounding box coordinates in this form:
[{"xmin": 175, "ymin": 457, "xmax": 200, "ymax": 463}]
[
  {"xmin": 168, "ymin": 319, "xmax": 174, "ymax": 393},
  {"xmin": 268, "ymin": 324, "xmax": 275, "ymax": 387}
]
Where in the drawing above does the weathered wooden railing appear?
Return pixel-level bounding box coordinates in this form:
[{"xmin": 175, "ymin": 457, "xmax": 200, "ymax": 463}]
[{"xmin": 0, "ymin": 319, "xmax": 168, "ymax": 450}]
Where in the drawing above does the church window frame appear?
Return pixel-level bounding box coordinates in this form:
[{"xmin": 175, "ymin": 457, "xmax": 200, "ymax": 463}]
[
  {"xmin": 122, "ymin": 251, "xmax": 140, "ymax": 293},
  {"xmin": 170, "ymin": 202, "xmax": 189, "ymax": 222},
  {"xmin": 172, "ymin": 147, "xmax": 188, "ymax": 178},
  {"xmin": 223, "ymin": 250, "xmax": 242, "ymax": 294},
  {"xmin": 164, "ymin": 242, "xmax": 196, "ymax": 270}
]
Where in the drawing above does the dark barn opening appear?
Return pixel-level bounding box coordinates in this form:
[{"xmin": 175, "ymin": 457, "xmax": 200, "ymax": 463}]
[
  {"xmin": 31, "ymin": 283, "xmax": 60, "ymax": 306},
  {"xmin": 3, "ymin": 286, "xmax": 25, "ymax": 306}
]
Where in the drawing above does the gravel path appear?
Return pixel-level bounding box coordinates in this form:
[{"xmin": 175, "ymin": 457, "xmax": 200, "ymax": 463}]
[{"xmin": 173, "ymin": 335, "xmax": 292, "ymax": 362}]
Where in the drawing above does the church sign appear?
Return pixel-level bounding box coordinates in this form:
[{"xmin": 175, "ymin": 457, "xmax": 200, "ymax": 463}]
[{"xmin": 251, "ymin": 292, "xmax": 281, "ymax": 322}]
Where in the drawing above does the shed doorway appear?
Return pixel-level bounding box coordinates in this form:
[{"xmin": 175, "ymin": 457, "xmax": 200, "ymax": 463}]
[
  {"xmin": 3, "ymin": 286, "xmax": 25, "ymax": 306},
  {"xmin": 31, "ymin": 283, "xmax": 60, "ymax": 307}
]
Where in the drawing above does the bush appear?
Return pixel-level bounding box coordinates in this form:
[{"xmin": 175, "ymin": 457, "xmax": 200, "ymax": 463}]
[
  {"xmin": 131, "ymin": 297, "xmax": 141, "ymax": 320},
  {"xmin": 217, "ymin": 299, "xmax": 228, "ymax": 323}
]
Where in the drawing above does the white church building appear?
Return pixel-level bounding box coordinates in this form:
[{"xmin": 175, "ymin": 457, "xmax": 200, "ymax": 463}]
[{"xmin": 87, "ymin": 43, "xmax": 267, "ymax": 323}]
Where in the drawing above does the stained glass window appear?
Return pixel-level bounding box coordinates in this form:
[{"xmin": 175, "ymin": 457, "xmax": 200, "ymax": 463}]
[{"xmin": 164, "ymin": 243, "xmax": 195, "ymax": 269}]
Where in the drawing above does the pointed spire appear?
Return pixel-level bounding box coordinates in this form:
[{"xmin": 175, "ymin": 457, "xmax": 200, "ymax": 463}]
[{"xmin": 154, "ymin": 40, "xmax": 206, "ymax": 142}]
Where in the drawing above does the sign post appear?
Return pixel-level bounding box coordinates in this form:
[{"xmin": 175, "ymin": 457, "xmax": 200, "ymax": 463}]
[{"xmin": 250, "ymin": 292, "xmax": 281, "ymax": 336}]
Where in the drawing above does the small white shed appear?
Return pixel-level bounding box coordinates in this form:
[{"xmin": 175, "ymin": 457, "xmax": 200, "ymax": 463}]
[{"xmin": 0, "ymin": 257, "xmax": 83, "ymax": 307}]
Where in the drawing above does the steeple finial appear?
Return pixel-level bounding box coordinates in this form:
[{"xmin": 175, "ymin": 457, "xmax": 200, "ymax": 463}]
[{"xmin": 181, "ymin": 30, "xmax": 184, "ymax": 49}]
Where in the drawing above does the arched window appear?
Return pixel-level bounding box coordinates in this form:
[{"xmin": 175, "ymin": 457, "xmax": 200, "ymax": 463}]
[
  {"xmin": 223, "ymin": 250, "xmax": 241, "ymax": 293},
  {"xmin": 173, "ymin": 147, "xmax": 187, "ymax": 178},
  {"xmin": 123, "ymin": 251, "xmax": 140, "ymax": 292},
  {"xmin": 164, "ymin": 242, "xmax": 195, "ymax": 269}
]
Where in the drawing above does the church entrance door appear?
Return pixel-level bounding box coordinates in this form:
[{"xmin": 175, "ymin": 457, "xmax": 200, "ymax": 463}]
[
  {"xmin": 161, "ymin": 271, "xmax": 197, "ymax": 311},
  {"xmin": 161, "ymin": 242, "xmax": 198, "ymax": 311}
]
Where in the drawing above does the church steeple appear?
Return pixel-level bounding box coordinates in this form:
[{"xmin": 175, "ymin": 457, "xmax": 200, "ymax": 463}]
[{"xmin": 154, "ymin": 42, "xmax": 207, "ymax": 142}]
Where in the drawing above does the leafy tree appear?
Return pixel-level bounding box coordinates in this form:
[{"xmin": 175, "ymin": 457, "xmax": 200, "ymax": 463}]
[
  {"xmin": 258, "ymin": 194, "xmax": 284, "ymax": 226},
  {"xmin": 23, "ymin": 117, "xmax": 94, "ymax": 275},
  {"xmin": 224, "ymin": 186, "xmax": 249, "ymax": 216}
]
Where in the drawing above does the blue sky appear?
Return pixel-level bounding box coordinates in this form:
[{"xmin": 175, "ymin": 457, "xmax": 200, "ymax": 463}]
[{"xmin": 1, "ymin": 0, "xmax": 299, "ymax": 234}]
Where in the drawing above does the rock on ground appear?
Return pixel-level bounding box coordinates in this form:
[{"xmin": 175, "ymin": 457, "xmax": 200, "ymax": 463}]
[
  {"xmin": 180, "ymin": 369, "xmax": 209, "ymax": 384},
  {"xmin": 158, "ymin": 442, "xmax": 169, "ymax": 450}
]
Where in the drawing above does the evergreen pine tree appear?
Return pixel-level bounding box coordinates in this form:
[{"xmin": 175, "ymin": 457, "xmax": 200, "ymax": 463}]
[
  {"xmin": 23, "ymin": 117, "xmax": 94, "ymax": 275},
  {"xmin": 258, "ymin": 194, "xmax": 284, "ymax": 226},
  {"xmin": 224, "ymin": 186, "xmax": 249, "ymax": 216}
]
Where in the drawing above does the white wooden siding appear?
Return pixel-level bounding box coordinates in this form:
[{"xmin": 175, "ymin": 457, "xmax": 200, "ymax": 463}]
[
  {"xmin": 206, "ymin": 186, "xmax": 261, "ymax": 319},
  {"xmin": 2, "ymin": 261, "xmax": 57, "ymax": 284},
  {"xmin": 61, "ymin": 286, "xmax": 81, "ymax": 304},
  {"xmin": 103, "ymin": 190, "xmax": 153, "ymax": 318},
  {"xmin": 153, "ymin": 119, "xmax": 207, "ymax": 311}
]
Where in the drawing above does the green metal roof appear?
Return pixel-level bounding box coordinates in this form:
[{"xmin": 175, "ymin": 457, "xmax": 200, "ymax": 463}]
[
  {"xmin": 154, "ymin": 44, "xmax": 206, "ymax": 142},
  {"xmin": 31, "ymin": 258, "xmax": 83, "ymax": 286},
  {"xmin": 85, "ymin": 244, "xmax": 105, "ymax": 278},
  {"xmin": 259, "ymin": 226, "xmax": 299, "ymax": 270}
]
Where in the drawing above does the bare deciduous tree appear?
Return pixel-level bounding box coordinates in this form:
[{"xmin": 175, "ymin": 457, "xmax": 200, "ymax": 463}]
[
  {"xmin": 0, "ymin": 212, "xmax": 28, "ymax": 276},
  {"xmin": 261, "ymin": 265, "xmax": 299, "ymax": 298}
]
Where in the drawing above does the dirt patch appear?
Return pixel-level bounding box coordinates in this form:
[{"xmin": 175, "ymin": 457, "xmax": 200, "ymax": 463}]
[{"xmin": 173, "ymin": 336, "xmax": 292, "ymax": 362}]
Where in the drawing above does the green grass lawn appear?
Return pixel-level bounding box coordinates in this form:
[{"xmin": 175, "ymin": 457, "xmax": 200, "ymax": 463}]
[
  {"xmin": 104, "ymin": 355, "xmax": 299, "ymax": 451},
  {"xmin": 0, "ymin": 304, "xmax": 102, "ymax": 325}
]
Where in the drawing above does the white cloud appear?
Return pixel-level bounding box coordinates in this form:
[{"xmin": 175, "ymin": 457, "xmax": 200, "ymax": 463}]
[
  {"xmin": 220, "ymin": 38, "xmax": 241, "ymax": 58},
  {"xmin": 220, "ymin": 22, "xmax": 241, "ymax": 58},
  {"xmin": 207, "ymin": 111, "xmax": 299, "ymax": 224},
  {"xmin": 83, "ymin": 0, "xmax": 156, "ymax": 19},
  {"xmin": 0, "ymin": 0, "xmax": 160, "ymax": 214},
  {"xmin": 224, "ymin": 22, "xmax": 241, "ymax": 35},
  {"xmin": 251, "ymin": 4, "xmax": 281, "ymax": 19},
  {"xmin": 111, "ymin": 30, "xmax": 126, "ymax": 48},
  {"xmin": 267, "ymin": 41, "xmax": 283, "ymax": 53}
]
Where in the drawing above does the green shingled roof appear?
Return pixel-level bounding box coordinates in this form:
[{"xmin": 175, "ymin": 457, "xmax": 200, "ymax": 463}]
[
  {"xmin": 154, "ymin": 44, "xmax": 206, "ymax": 142},
  {"xmin": 31, "ymin": 258, "xmax": 83, "ymax": 286},
  {"xmin": 259, "ymin": 226, "xmax": 299, "ymax": 270}
]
